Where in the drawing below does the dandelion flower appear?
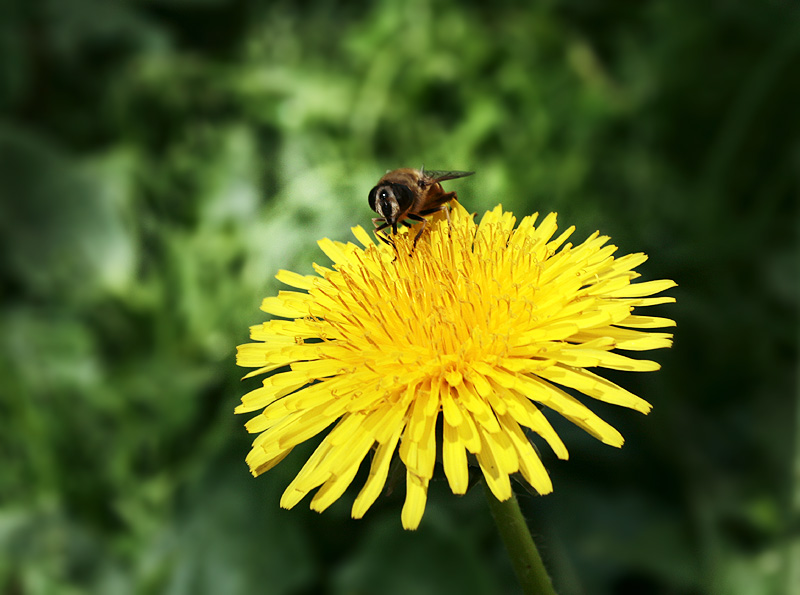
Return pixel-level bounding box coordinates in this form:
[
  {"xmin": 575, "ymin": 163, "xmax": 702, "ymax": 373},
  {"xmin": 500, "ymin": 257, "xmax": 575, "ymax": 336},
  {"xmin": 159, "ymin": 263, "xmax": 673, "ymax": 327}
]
[{"xmin": 236, "ymin": 202, "xmax": 676, "ymax": 530}]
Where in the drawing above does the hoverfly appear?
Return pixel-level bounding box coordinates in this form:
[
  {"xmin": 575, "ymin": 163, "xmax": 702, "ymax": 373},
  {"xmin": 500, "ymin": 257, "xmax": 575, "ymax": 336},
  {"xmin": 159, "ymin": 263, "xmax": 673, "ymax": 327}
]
[{"xmin": 368, "ymin": 167, "xmax": 474, "ymax": 248}]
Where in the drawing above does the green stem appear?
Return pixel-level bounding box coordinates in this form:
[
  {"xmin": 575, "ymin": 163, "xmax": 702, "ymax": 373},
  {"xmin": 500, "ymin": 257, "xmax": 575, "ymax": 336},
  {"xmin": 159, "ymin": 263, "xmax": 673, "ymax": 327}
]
[{"xmin": 484, "ymin": 483, "xmax": 558, "ymax": 595}]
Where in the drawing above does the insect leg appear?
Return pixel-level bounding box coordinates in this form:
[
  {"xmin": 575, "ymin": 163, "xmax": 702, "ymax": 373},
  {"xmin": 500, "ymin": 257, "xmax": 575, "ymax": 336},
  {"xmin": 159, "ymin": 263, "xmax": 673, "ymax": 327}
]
[
  {"xmin": 370, "ymin": 218, "xmax": 396, "ymax": 249},
  {"xmin": 376, "ymin": 232, "xmax": 394, "ymax": 247},
  {"xmin": 409, "ymin": 216, "xmax": 428, "ymax": 251}
]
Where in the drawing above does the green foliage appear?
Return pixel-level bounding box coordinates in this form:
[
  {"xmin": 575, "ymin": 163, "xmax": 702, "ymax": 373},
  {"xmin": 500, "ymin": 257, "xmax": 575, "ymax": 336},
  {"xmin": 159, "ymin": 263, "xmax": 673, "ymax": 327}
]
[{"xmin": 1, "ymin": 0, "xmax": 797, "ymax": 593}]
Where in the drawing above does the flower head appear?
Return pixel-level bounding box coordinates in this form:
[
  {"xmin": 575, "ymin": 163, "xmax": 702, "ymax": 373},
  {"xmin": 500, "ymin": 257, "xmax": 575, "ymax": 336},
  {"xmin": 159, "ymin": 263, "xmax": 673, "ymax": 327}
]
[{"xmin": 236, "ymin": 202, "xmax": 675, "ymax": 529}]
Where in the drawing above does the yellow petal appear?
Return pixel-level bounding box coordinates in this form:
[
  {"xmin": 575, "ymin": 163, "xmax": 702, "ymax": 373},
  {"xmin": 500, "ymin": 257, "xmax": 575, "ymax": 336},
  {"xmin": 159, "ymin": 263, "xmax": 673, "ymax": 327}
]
[
  {"xmin": 310, "ymin": 426, "xmax": 375, "ymax": 512},
  {"xmin": 492, "ymin": 381, "xmax": 568, "ymax": 459},
  {"xmin": 247, "ymin": 448, "xmax": 293, "ymax": 477},
  {"xmin": 310, "ymin": 458, "xmax": 363, "ymax": 513},
  {"xmin": 608, "ymin": 279, "xmax": 677, "ymax": 298},
  {"xmin": 475, "ymin": 430, "xmax": 512, "ymax": 501},
  {"xmin": 235, "ymin": 372, "xmax": 310, "ymax": 414},
  {"xmin": 260, "ymin": 293, "xmax": 311, "ymax": 317},
  {"xmin": 457, "ymin": 409, "xmax": 482, "ymax": 454},
  {"xmin": 279, "ymin": 439, "xmax": 334, "ymax": 508},
  {"xmin": 617, "ymin": 314, "xmax": 676, "ymax": 329},
  {"xmin": 523, "ymin": 376, "xmax": 625, "ymax": 447},
  {"xmin": 352, "ymin": 427, "xmax": 402, "ymax": 519},
  {"xmin": 350, "ymin": 225, "xmax": 375, "ymax": 249},
  {"xmin": 317, "ymin": 238, "xmax": 359, "ymax": 266},
  {"xmin": 441, "ymin": 383, "xmax": 464, "ymax": 427},
  {"xmin": 552, "ymin": 349, "xmax": 661, "ymax": 372},
  {"xmin": 537, "ymin": 365, "xmax": 652, "ymax": 413},
  {"xmin": 401, "ymin": 470, "xmax": 429, "ymax": 530},
  {"xmin": 455, "ymin": 381, "xmax": 501, "ymax": 433},
  {"xmin": 443, "ymin": 417, "xmax": 469, "ymax": 494},
  {"xmin": 399, "ymin": 386, "xmax": 439, "ymax": 478},
  {"xmin": 498, "ymin": 413, "xmax": 552, "ymax": 494},
  {"xmin": 275, "ymin": 269, "xmax": 317, "ymax": 290}
]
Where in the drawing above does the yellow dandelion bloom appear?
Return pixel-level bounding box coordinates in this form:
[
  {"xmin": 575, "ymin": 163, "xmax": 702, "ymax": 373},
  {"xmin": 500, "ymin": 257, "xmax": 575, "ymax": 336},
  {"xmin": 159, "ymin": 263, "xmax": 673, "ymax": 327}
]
[{"xmin": 236, "ymin": 202, "xmax": 676, "ymax": 530}]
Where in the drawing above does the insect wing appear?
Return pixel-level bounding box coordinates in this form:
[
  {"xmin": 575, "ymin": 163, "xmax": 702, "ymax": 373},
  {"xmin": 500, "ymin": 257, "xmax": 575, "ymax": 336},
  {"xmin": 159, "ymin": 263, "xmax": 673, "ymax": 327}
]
[{"xmin": 422, "ymin": 169, "xmax": 475, "ymax": 183}]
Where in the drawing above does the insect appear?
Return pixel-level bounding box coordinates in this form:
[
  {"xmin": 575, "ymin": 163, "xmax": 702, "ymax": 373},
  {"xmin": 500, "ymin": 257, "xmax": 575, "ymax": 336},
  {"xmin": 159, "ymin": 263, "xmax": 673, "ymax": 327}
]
[{"xmin": 368, "ymin": 167, "xmax": 474, "ymax": 249}]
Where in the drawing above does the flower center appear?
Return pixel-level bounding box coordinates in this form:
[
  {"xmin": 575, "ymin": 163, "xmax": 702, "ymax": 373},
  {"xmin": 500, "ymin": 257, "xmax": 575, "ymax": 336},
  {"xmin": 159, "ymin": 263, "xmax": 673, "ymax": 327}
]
[{"xmin": 330, "ymin": 217, "xmax": 547, "ymax": 385}]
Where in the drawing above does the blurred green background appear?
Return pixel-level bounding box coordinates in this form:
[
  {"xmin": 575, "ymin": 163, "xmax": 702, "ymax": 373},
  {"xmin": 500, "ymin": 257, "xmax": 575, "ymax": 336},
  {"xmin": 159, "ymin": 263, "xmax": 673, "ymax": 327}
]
[{"xmin": 1, "ymin": 1, "xmax": 797, "ymax": 593}]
